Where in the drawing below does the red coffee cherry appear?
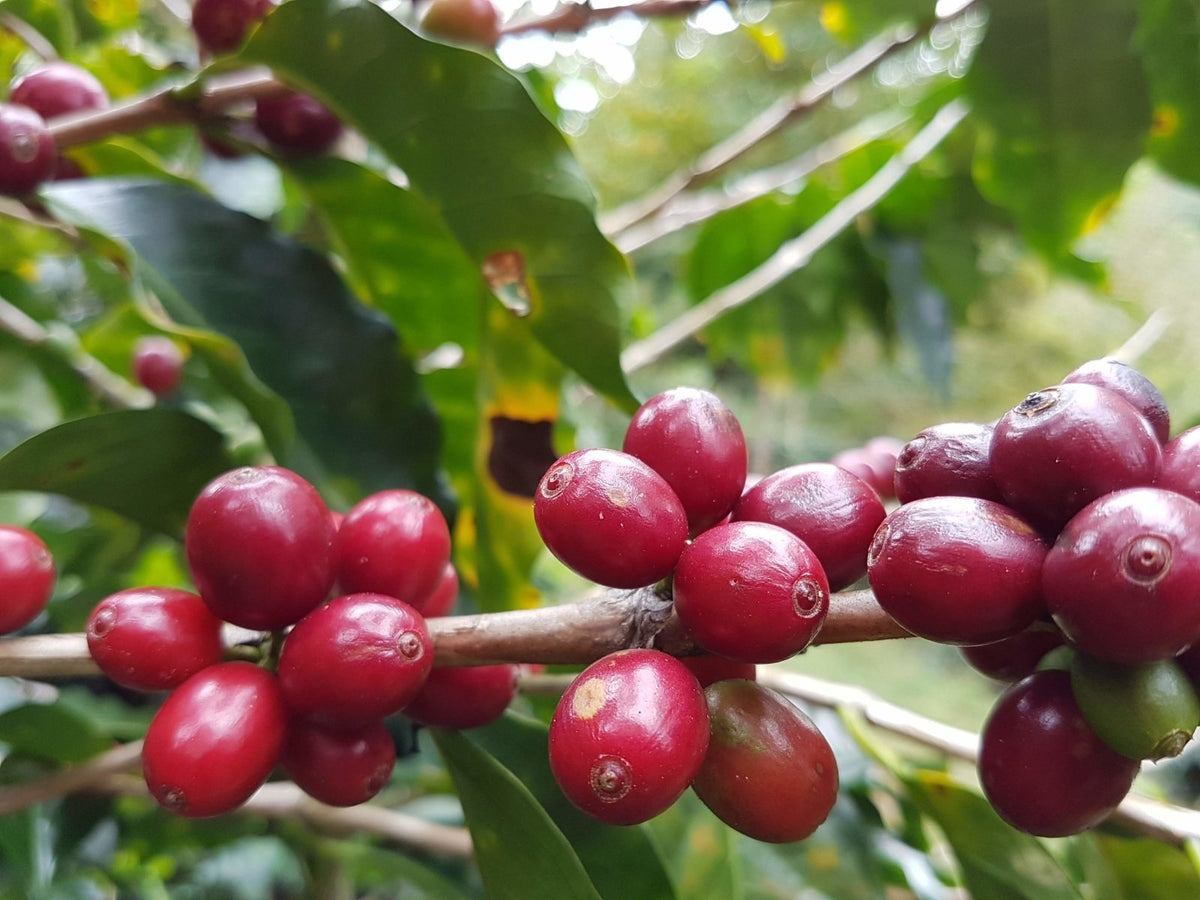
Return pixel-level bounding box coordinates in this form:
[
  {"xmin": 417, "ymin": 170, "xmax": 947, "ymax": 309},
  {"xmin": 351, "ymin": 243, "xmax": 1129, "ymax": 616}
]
[
  {"xmin": 692, "ymin": 679, "xmax": 838, "ymax": 843},
  {"xmin": 142, "ymin": 661, "xmax": 287, "ymax": 818},
  {"xmin": 404, "ymin": 663, "xmax": 519, "ymax": 730},
  {"xmin": 866, "ymin": 496, "xmax": 1047, "ymax": 646},
  {"xmin": 990, "ymin": 383, "xmax": 1161, "ymax": 536},
  {"xmin": 622, "ymin": 387, "xmax": 748, "ymax": 535},
  {"xmin": 131, "ymin": 336, "xmax": 185, "ymax": 397},
  {"xmin": 1061, "ymin": 357, "xmax": 1169, "ymax": 443},
  {"xmin": 959, "ymin": 627, "xmax": 1065, "ymax": 682},
  {"xmin": 1043, "ymin": 487, "xmax": 1200, "ymax": 663},
  {"xmin": 978, "ymin": 670, "xmax": 1139, "ymax": 837},
  {"xmin": 254, "ymin": 91, "xmax": 343, "ymax": 155},
  {"xmin": 831, "ymin": 439, "xmax": 900, "ymax": 499},
  {"xmin": 278, "ymin": 593, "xmax": 433, "ymax": 729},
  {"xmin": 186, "ymin": 466, "xmax": 334, "ymax": 631},
  {"xmin": 534, "ymin": 448, "xmax": 688, "ymax": 589},
  {"xmin": 333, "ymin": 489, "xmax": 452, "ymax": 607},
  {"xmin": 548, "ymin": 649, "xmax": 709, "ymax": 825},
  {"xmin": 673, "ymin": 521, "xmax": 829, "ymax": 664},
  {"xmin": 1159, "ymin": 426, "xmax": 1200, "ymax": 503},
  {"xmin": 732, "ymin": 462, "xmax": 885, "ymax": 591},
  {"xmin": 192, "ymin": 0, "xmax": 274, "ymax": 54},
  {"xmin": 281, "ymin": 718, "xmax": 395, "ymax": 807},
  {"xmin": 416, "ymin": 562, "xmax": 459, "ymax": 618},
  {"xmin": 0, "ymin": 103, "xmax": 55, "ymax": 197},
  {"xmin": 0, "ymin": 525, "xmax": 54, "ymax": 635},
  {"xmin": 420, "ymin": 0, "xmax": 502, "ymax": 46},
  {"xmin": 893, "ymin": 421, "xmax": 1003, "ymax": 505},
  {"xmin": 86, "ymin": 587, "xmax": 223, "ymax": 692},
  {"xmin": 9, "ymin": 61, "xmax": 109, "ymax": 120},
  {"xmin": 679, "ymin": 654, "xmax": 756, "ymax": 688}
]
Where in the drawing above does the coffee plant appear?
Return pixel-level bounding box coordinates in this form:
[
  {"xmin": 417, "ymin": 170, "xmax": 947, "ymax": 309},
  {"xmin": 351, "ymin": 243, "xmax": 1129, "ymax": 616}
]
[{"xmin": 0, "ymin": 0, "xmax": 1199, "ymax": 897}]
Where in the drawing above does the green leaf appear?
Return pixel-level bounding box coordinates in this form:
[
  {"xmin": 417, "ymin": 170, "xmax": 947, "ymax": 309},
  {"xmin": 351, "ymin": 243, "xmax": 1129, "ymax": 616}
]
[
  {"xmin": 431, "ymin": 728, "xmax": 602, "ymax": 900},
  {"xmin": 0, "ymin": 702, "xmax": 112, "ymax": 764},
  {"xmin": 325, "ymin": 840, "xmax": 476, "ymax": 900},
  {"xmin": 1135, "ymin": 0, "xmax": 1200, "ymax": 185},
  {"xmin": 1092, "ymin": 833, "xmax": 1200, "ymax": 898},
  {"xmin": 647, "ymin": 791, "xmax": 740, "ymax": 900},
  {"xmin": 0, "ymin": 409, "xmax": 233, "ymax": 535},
  {"xmin": 240, "ymin": 0, "xmax": 638, "ymax": 412}
]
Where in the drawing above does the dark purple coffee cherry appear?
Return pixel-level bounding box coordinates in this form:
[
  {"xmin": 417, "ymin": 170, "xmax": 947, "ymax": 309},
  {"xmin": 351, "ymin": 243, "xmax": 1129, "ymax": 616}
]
[
  {"xmin": 192, "ymin": 0, "xmax": 274, "ymax": 54},
  {"xmin": 990, "ymin": 383, "xmax": 1161, "ymax": 536},
  {"xmin": 1062, "ymin": 357, "xmax": 1169, "ymax": 443},
  {"xmin": 893, "ymin": 422, "xmax": 1002, "ymax": 504},
  {"xmin": 1043, "ymin": 487, "xmax": 1200, "ymax": 663},
  {"xmin": 866, "ymin": 496, "xmax": 1047, "ymax": 646},
  {"xmin": 0, "ymin": 104, "xmax": 55, "ymax": 197},
  {"xmin": 732, "ymin": 462, "xmax": 885, "ymax": 591},
  {"xmin": 254, "ymin": 91, "xmax": 342, "ymax": 156},
  {"xmin": 1159, "ymin": 426, "xmax": 1200, "ymax": 503},
  {"xmin": 960, "ymin": 627, "xmax": 1065, "ymax": 682}
]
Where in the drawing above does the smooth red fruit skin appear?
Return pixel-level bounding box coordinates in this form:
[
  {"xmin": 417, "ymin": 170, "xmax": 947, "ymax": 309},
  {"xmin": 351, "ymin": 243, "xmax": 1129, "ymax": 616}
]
[
  {"xmin": 673, "ymin": 521, "xmax": 829, "ymax": 663},
  {"xmin": 187, "ymin": 466, "xmax": 334, "ymax": 631},
  {"xmin": 142, "ymin": 661, "xmax": 287, "ymax": 818},
  {"xmin": 9, "ymin": 62, "xmax": 109, "ymax": 120},
  {"xmin": 334, "ymin": 489, "xmax": 452, "ymax": 607},
  {"xmin": 622, "ymin": 387, "xmax": 748, "ymax": 535},
  {"xmin": 960, "ymin": 627, "xmax": 1065, "ymax": 682},
  {"xmin": 990, "ymin": 383, "xmax": 1161, "ymax": 536},
  {"xmin": 1159, "ymin": 426, "xmax": 1200, "ymax": 503},
  {"xmin": 1043, "ymin": 487, "xmax": 1200, "ymax": 663},
  {"xmin": 278, "ymin": 593, "xmax": 433, "ymax": 729},
  {"xmin": 548, "ymin": 649, "xmax": 709, "ymax": 825},
  {"xmin": 732, "ymin": 462, "xmax": 885, "ymax": 591},
  {"xmin": 192, "ymin": 0, "xmax": 273, "ymax": 53},
  {"xmin": 254, "ymin": 91, "xmax": 342, "ymax": 155},
  {"xmin": 692, "ymin": 680, "xmax": 838, "ymax": 843},
  {"xmin": 86, "ymin": 587, "xmax": 223, "ymax": 692},
  {"xmin": 534, "ymin": 448, "xmax": 689, "ymax": 589},
  {"xmin": 866, "ymin": 496, "xmax": 1046, "ymax": 646},
  {"xmin": 1062, "ymin": 357, "xmax": 1169, "ymax": 443},
  {"xmin": 893, "ymin": 422, "xmax": 1003, "ymax": 505},
  {"xmin": 0, "ymin": 526, "xmax": 54, "ymax": 634},
  {"xmin": 680, "ymin": 655, "xmax": 757, "ymax": 688},
  {"xmin": 417, "ymin": 562, "xmax": 459, "ymax": 617},
  {"xmin": 131, "ymin": 336, "xmax": 185, "ymax": 397},
  {"xmin": 404, "ymin": 663, "xmax": 519, "ymax": 730},
  {"xmin": 0, "ymin": 104, "xmax": 55, "ymax": 196},
  {"xmin": 420, "ymin": 0, "xmax": 502, "ymax": 46},
  {"xmin": 831, "ymin": 443, "xmax": 899, "ymax": 499},
  {"xmin": 282, "ymin": 718, "xmax": 395, "ymax": 806},
  {"xmin": 979, "ymin": 670, "xmax": 1138, "ymax": 837}
]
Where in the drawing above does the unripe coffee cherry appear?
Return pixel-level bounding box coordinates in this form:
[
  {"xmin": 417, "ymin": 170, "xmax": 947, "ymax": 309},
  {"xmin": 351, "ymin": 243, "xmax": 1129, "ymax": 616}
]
[
  {"xmin": 1062, "ymin": 357, "xmax": 1169, "ymax": 443},
  {"xmin": 673, "ymin": 521, "xmax": 829, "ymax": 663},
  {"xmin": 623, "ymin": 387, "xmax": 747, "ymax": 535},
  {"xmin": 420, "ymin": 0, "xmax": 502, "ymax": 47},
  {"xmin": 334, "ymin": 489, "xmax": 452, "ymax": 606},
  {"xmin": 692, "ymin": 680, "xmax": 838, "ymax": 843},
  {"xmin": 142, "ymin": 661, "xmax": 287, "ymax": 818},
  {"xmin": 131, "ymin": 336, "xmax": 185, "ymax": 397},
  {"xmin": 282, "ymin": 718, "xmax": 396, "ymax": 806},
  {"xmin": 893, "ymin": 421, "xmax": 1002, "ymax": 504},
  {"xmin": 404, "ymin": 663, "xmax": 519, "ymax": 730},
  {"xmin": 86, "ymin": 587, "xmax": 223, "ymax": 691},
  {"xmin": 534, "ymin": 448, "xmax": 688, "ymax": 589},
  {"xmin": 732, "ymin": 462, "xmax": 885, "ymax": 591},
  {"xmin": 278, "ymin": 593, "xmax": 433, "ymax": 729},
  {"xmin": 254, "ymin": 91, "xmax": 342, "ymax": 155},
  {"xmin": 867, "ymin": 496, "xmax": 1046, "ymax": 646},
  {"xmin": 192, "ymin": 0, "xmax": 274, "ymax": 54},
  {"xmin": 9, "ymin": 62, "xmax": 109, "ymax": 120},
  {"xmin": 0, "ymin": 104, "xmax": 55, "ymax": 197},
  {"xmin": 1043, "ymin": 487, "xmax": 1200, "ymax": 663},
  {"xmin": 0, "ymin": 525, "xmax": 55, "ymax": 635},
  {"xmin": 978, "ymin": 670, "xmax": 1139, "ymax": 837},
  {"xmin": 960, "ymin": 627, "xmax": 1064, "ymax": 682},
  {"xmin": 186, "ymin": 466, "xmax": 335, "ymax": 631},
  {"xmin": 548, "ymin": 649, "xmax": 709, "ymax": 825}
]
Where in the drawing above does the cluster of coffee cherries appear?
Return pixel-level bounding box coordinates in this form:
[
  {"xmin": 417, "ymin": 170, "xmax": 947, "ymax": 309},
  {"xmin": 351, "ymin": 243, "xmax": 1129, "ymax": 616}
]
[
  {"xmin": 874, "ymin": 357, "xmax": 1200, "ymax": 837},
  {"xmin": 533, "ymin": 387, "xmax": 888, "ymax": 841},
  {"xmin": 85, "ymin": 466, "xmax": 519, "ymax": 817}
]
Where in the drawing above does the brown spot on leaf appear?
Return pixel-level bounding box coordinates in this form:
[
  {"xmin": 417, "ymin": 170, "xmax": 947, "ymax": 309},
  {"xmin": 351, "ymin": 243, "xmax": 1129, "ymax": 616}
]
[{"xmin": 482, "ymin": 250, "xmax": 531, "ymax": 316}]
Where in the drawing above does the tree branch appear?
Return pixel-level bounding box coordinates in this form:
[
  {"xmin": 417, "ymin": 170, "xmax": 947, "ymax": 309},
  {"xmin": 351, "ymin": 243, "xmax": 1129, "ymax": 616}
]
[
  {"xmin": 0, "ymin": 11, "xmax": 59, "ymax": 60},
  {"xmin": 620, "ymin": 98, "xmax": 970, "ymax": 374}
]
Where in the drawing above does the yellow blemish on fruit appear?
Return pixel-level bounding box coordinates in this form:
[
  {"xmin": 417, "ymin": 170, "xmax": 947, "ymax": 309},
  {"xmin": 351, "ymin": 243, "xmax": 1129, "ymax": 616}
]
[{"xmin": 572, "ymin": 677, "xmax": 608, "ymax": 719}]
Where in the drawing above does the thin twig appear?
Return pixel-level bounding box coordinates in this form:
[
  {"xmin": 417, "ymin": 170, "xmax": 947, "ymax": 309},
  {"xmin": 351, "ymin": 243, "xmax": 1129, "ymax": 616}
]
[
  {"xmin": 0, "ymin": 740, "xmax": 142, "ymax": 817},
  {"xmin": 0, "ymin": 11, "xmax": 59, "ymax": 61},
  {"xmin": 620, "ymin": 99, "xmax": 970, "ymax": 373},
  {"xmin": 1107, "ymin": 308, "xmax": 1170, "ymax": 365},
  {"xmin": 502, "ymin": 0, "xmax": 711, "ymax": 37}
]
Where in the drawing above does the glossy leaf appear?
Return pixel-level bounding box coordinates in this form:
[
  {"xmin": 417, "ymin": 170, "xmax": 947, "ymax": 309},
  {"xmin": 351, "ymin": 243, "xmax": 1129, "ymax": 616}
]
[
  {"xmin": 1135, "ymin": 0, "xmax": 1200, "ymax": 185},
  {"xmin": 0, "ymin": 702, "xmax": 112, "ymax": 764},
  {"xmin": 1091, "ymin": 833, "xmax": 1200, "ymax": 898},
  {"xmin": 648, "ymin": 790, "xmax": 741, "ymax": 900}
]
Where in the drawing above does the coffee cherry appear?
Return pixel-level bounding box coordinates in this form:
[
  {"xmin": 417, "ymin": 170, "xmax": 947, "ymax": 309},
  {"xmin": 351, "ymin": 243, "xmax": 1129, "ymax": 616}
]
[
  {"xmin": 420, "ymin": 0, "xmax": 502, "ymax": 46},
  {"xmin": 254, "ymin": 91, "xmax": 342, "ymax": 155},
  {"xmin": 990, "ymin": 383, "xmax": 1161, "ymax": 536},
  {"xmin": 534, "ymin": 448, "xmax": 688, "ymax": 589},
  {"xmin": 187, "ymin": 466, "xmax": 335, "ymax": 631},
  {"xmin": 960, "ymin": 627, "xmax": 1064, "ymax": 682},
  {"xmin": 673, "ymin": 521, "xmax": 829, "ymax": 664},
  {"xmin": 282, "ymin": 718, "xmax": 395, "ymax": 806},
  {"xmin": 1043, "ymin": 487, "xmax": 1200, "ymax": 663},
  {"xmin": 142, "ymin": 661, "xmax": 287, "ymax": 818},
  {"xmin": 1062, "ymin": 357, "xmax": 1169, "ymax": 443},
  {"xmin": 278, "ymin": 593, "xmax": 433, "ymax": 729},
  {"xmin": 692, "ymin": 679, "xmax": 838, "ymax": 843},
  {"xmin": 131, "ymin": 336, "xmax": 185, "ymax": 397},
  {"xmin": 622, "ymin": 387, "xmax": 747, "ymax": 535},
  {"xmin": 732, "ymin": 462, "xmax": 885, "ymax": 591},
  {"xmin": 86, "ymin": 587, "xmax": 223, "ymax": 691},
  {"xmin": 893, "ymin": 422, "xmax": 1003, "ymax": 504},
  {"xmin": 0, "ymin": 526, "xmax": 54, "ymax": 635},
  {"xmin": 9, "ymin": 62, "xmax": 109, "ymax": 120},
  {"xmin": 978, "ymin": 670, "xmax": 1139, "ymax": 837},
  {"xmin": 403, "ymin": 663, "xmax": 519, "ymax": 730},
  {"xmin": 0, "ymin": 104, "xmax": 55, "ymax": 197},
  {"xmin": 192, "ymin": 0, "xmax": 274, "ymax": 54},
  {"xmin": 679, "ymin": 655, "xmax": 757, "ymax": 688},
  {"xmin": 549, "ymin": 649, "xmax": 709, "ymax": 825},
  {"xmin": 831, "ymin": 438, "xmax": 901, "ymax": 499},
  {"xmin": 867, "ymin": 496, "xmax": 1046, "ymax": 645},
  {"xmin": 1159, "ymin": 426, "xmax": 1200, "ymax": 503},
  {"xmin": 417, "ymin": 561, "xmax": 459, "ymax": 617}
]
